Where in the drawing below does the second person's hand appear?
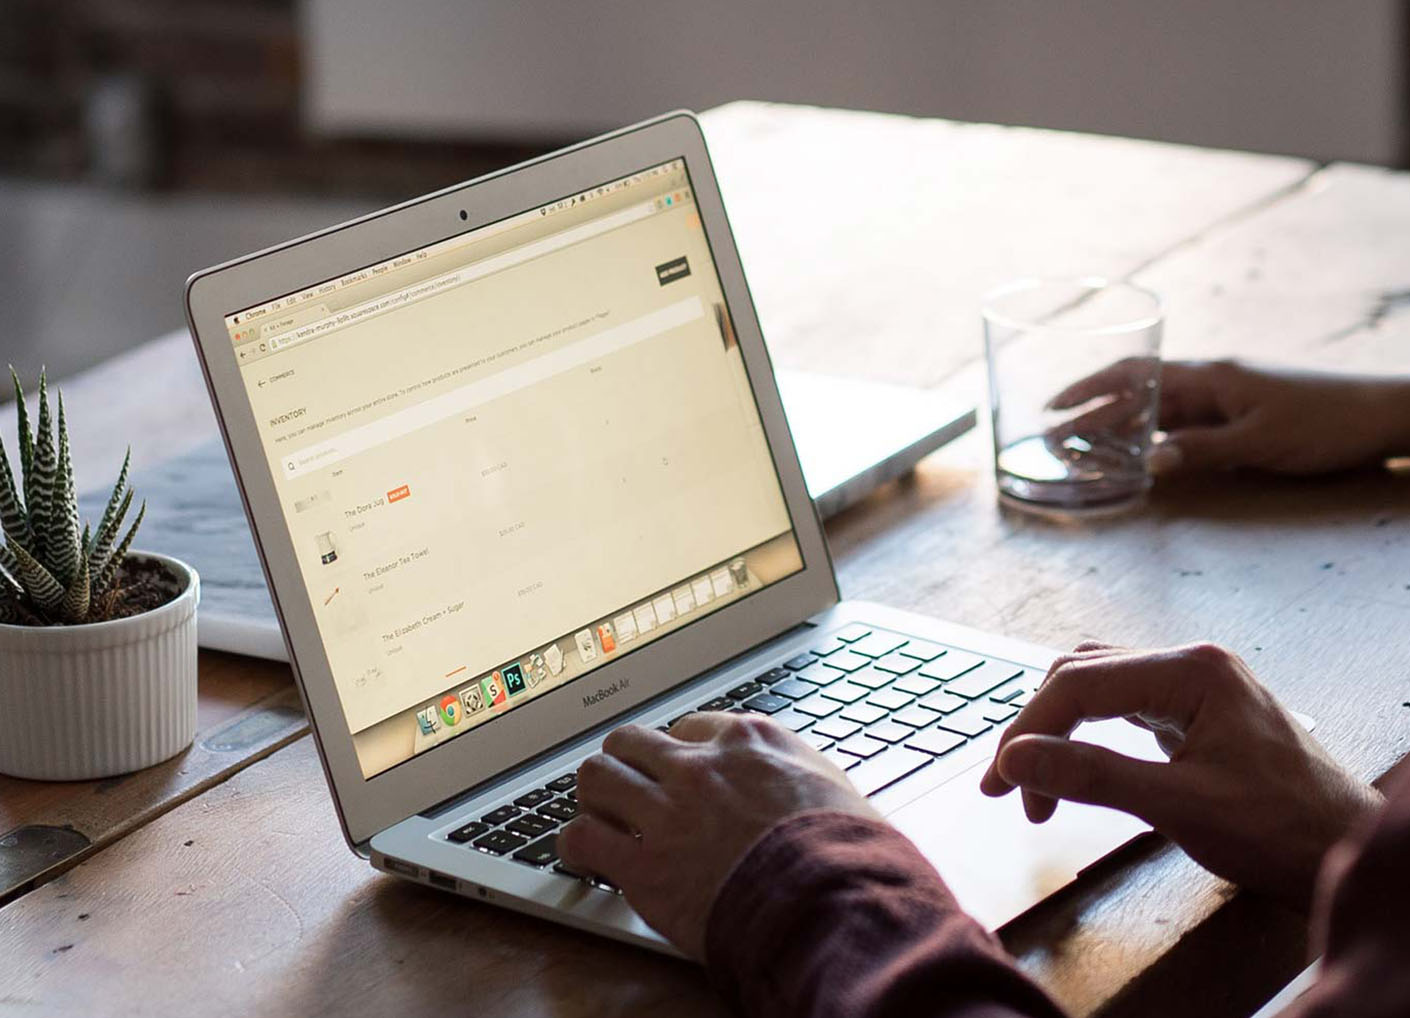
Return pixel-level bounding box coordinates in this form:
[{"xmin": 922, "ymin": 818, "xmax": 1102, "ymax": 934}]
[
  {"xmin": 979, "ymin": 641, "xmax": 1382, "ymax": 907},
  {"xmin": 1049, "ymin": 360, "xmax": 1410, "ymax": 475}
]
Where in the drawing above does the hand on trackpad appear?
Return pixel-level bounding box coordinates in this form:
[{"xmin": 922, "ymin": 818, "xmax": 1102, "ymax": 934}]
[{"xmin": 975, "ymin": 641, "xmax": 1366, "ymax": 910}]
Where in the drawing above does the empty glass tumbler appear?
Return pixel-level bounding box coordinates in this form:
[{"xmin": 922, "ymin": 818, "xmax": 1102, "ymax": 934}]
[{"xmin": 983, "ymin": 277, "xmax": 1163, "ymax": 511}]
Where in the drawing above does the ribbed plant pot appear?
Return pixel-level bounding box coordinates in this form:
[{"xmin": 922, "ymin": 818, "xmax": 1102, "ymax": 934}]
[{"xmin": 0, "ymin": 551, "xmax": 200, "ymax": 781}]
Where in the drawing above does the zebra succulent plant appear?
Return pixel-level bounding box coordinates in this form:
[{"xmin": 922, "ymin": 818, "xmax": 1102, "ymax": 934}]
[{"xmin": 0, "ymin": 369, "xmax": 145, "ymax": 625}]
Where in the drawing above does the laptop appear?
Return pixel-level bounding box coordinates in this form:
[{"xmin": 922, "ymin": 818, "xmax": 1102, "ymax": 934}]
[{"xmin": 185, "ymin": 110, "xmax": 1160, "ymax": 953}]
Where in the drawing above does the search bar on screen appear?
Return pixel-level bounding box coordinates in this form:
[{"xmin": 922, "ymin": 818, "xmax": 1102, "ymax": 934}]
[{"xmin": 279, "ymin": 296, "xmax": 705, "ymax": 479}]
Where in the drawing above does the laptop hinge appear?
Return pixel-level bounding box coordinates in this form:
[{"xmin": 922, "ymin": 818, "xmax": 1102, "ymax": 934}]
[{"xmin": 416, "ymin": 619, "xmax": 818, "ymax": 821}]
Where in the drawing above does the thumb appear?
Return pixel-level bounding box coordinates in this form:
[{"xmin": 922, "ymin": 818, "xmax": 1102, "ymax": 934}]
[
  {"xmin": 996, "ymin": 734, "xmax": 1175, "ymax": 825},
  {"xmin": 1150, "ymin": 421, "xmax": 1259, "ymax": 474}
]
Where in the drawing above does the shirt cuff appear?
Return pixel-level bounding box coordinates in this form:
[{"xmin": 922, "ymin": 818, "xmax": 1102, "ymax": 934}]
[{"xmin": 705, "ymin": 810, "xmax": 1062, "ymax": 1018}]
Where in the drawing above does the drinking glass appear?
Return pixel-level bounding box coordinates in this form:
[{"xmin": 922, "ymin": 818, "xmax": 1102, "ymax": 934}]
[{"xmin": 983, "ymin": 277, "xmax": 1163, "ymax": 511}]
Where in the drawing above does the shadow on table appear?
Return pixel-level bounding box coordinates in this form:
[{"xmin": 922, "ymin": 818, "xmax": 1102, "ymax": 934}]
[
  {"xmin": 1000, "ymin": 833, "xmax": 1310, "ymax": 1018},
  {"xmin": 1144, "ymin": 466, "xmax": 1410, "ymax": 528},
  {"xmin": 1098, "ymin": 888, "xmax": 1310, "ymax": 1018},
  {"xmin": 991, "ymin": 465, "xmax": 1410, "ymax": 533},
  {"xmin": 833, "ymin": 455, "xmax": 1407, "ymax": 554},
  {"xmin": 287, "ymin": 875, "xmax": 725, "ymax": 1018}
]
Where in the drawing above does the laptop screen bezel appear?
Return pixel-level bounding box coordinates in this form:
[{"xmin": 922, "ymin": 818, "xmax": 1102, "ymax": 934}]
[{"xmin": 184, "ymin": 111, "xmax": 839, "ymax": 849}]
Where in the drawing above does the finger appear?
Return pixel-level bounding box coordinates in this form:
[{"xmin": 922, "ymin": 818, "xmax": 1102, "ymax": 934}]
[
  {"xmin": 1072, "ymin": 640, "xmax": 1119, "ymax": 654},
  {"xmin": 1020, "ymin": 627, "xmax": 1134, "ymax": 818},
  {"xmin": 1047, "ymin": 394, "xmax": 1151, "ymax": 440},
  {"xmin": 1002, "ymin": 649, "xmax": 1198, "ymax": 764},
  {"xmin": 1147, "ymin": 434, "xmax": 1182, "ymax": 475},
  {"xmin": 559, "ymin": 813, "xmax": 639, "ymax": 883},
  {"xmin": 601, "ymin": 723, "xmax": 682, "ymax": 780},
  {"xmin": 1151, "ymin": 418, "xmax": 1262, "ymax": 473},
  {"xmin": 673, "ymin": 710, "xmax": 795, "ymax": 755},
  {"xmin": 1027, "ymin": 648, "xmax": 1127, "ymax": 815},
  {"xmin": 995, "ymin": 734, "xmax": 1180, "ymax": 827},
  {"xmin": 668, "ymin": 710, "xmax": 735, "ymax": 743},
  {"xmin": 1047, "ymin": 357, "xmax": 1151, "ymax": 410},
  {"xmin": 1021, "ymin": 786, "xmax": 1058, "ymax": 824},
  {"xmin": 1117, "ymin": 715, "xmax": 1185, "ymax": 758},
  {"xmin": 575, "ymin": 752, "xmax": 668, "ymax": 832},
  {"xmin": 981, "ymin": 649, "xmax": 1205, "ymax": 795},
  {"xmin": 1037, "ymin": 645, "xmax": 1125, "ymax": 691},
  {"xmin": 1155, "ymin": 361, "xmax": 1233, "ymax": 431}
]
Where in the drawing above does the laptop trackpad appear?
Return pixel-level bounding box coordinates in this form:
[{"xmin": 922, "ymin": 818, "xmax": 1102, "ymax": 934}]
[{"xmin": 886, "ymin": 718, "xmax": 1162, "ymax": 930}]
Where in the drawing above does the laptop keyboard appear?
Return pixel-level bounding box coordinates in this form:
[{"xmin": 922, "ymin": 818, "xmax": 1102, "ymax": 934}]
[{"xmin": 440, "ymin": 623, "xmax": 1037, "ymax": 893}]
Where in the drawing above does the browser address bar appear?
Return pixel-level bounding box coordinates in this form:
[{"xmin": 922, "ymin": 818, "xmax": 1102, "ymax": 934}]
[{"xmin": 265, "ymin": 199, "xmax": 659, "ymax": 354}]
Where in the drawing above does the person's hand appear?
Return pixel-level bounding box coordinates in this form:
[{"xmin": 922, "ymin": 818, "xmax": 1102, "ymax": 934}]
[
  {"xmin": 1048, "ymin": 360, "xmax": 1410, "ymax": 475},
  {"xmin": 559, "ymin": 712, "xmax": 877, "ymax": 958},
  {"xmin": 979, "ymin": 641, "xmax": 1382, "ymax": 908}
]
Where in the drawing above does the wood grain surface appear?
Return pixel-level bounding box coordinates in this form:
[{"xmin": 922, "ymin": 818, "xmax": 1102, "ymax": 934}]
[
  {"xmin": 0, "ymin": 651, "xmax": 303, "ymax": 905},
  {"xmin": 702, "ymin": 101, "xmax": 1313, "ymax": 388},
  {"xmin": 0, "ymin": 737, "xmax": 725, "ymax": 1018},
  {"xmin": 2, "ymin": 101, "xmax": 1408, "ymax": 1018}
]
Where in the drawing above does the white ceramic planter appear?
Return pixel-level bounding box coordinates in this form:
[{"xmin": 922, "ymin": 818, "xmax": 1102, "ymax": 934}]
[{"xmin": 0, "ymin": 551, "xmax": 200, "ymax": 781}]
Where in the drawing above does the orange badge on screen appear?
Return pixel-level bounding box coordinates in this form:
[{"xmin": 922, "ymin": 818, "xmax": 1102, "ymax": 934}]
[
  {"xmin": 596, "ymin": 624, "xmax": 616, "ymax": 654},
  {"xmin": 388, "ymin": 484, "xmax": 411, "ymax": 503}
]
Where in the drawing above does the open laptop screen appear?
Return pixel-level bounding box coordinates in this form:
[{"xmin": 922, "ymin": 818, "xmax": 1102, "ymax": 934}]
[{"xmin": 224, "ymin": 159, "xmax": 804, "ymax": 777}]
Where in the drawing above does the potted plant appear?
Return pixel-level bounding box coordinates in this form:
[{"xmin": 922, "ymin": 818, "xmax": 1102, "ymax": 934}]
[{"xmin": 0, "ymin": 369, "xmax": 199, "ymax": 780}]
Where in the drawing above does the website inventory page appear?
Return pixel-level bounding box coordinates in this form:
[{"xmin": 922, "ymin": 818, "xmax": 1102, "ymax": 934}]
[{"xmin": 227, "ymin": 160, "xmax": 803, "ymax": 777}]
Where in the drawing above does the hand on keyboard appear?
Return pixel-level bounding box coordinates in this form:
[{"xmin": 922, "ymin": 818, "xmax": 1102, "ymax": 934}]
[
  {"xmin": 559, "ymin": 711, "xmax": 877, "ymax": 959},
  {"xmin": 980, "ymin": 640, "xmax": 1382, "ymax": 908}
]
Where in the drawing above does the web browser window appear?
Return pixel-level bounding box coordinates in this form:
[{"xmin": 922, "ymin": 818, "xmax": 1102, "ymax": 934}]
[{"xmin": 227, "ymin": 159, "xmax": 804, "ymax": 778}]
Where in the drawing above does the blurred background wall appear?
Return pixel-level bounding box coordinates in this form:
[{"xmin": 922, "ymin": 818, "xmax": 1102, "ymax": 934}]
[
  {"xmin": 0, "ymin": 0, "xmax": 1406, "ymax": 380},
  {"xmin": 4, "ymin": 0, "xmax": 1407, "ymax": 197},
  {"xmin": 308, "ymin": 1, "xmax": 1409, "ymax": 167}
]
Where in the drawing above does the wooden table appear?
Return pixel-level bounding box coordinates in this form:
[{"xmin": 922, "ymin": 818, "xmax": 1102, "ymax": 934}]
[{"xmin": 3, "ymin": 102, "xmax": 1408, "ymax": 1018}]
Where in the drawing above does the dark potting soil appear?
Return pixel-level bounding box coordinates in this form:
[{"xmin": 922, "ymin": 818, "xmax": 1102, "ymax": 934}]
[
  {"xmin": 2, "ymin": 556, "xmax": 183, "ymax": 627},
  {"xmin": 102, "ymin": 557, "xmax": 183, "ymax": 620}
]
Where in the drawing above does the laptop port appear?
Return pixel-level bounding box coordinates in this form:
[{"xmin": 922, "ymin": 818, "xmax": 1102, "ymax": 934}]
[
  {"xmin": 381, "ymin": 856, "xmax": 420, "ymax": 879},
  {"xmin": 427, "ymin": 870, "xmax": 457, "ymax": 892}
]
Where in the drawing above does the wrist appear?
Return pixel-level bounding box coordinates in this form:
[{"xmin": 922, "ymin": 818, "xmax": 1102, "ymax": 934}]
[{"xmin": 1286, "ymin": 781, "xmax": 1385, "ymax": 912}]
